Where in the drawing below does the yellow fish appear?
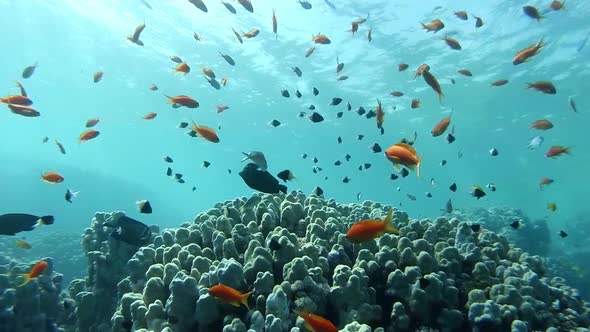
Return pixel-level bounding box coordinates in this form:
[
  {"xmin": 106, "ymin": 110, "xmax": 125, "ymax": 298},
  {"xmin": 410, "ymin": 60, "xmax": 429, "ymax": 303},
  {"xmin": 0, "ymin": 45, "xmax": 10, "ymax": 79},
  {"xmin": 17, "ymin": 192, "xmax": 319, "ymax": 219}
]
[
  {"xmin": 16, "ymin": 239, "xmax": 32, "ymax": 250},
  {"xmin": 547, "ymin": 203, "xmax": 557, "ymax": 212}
]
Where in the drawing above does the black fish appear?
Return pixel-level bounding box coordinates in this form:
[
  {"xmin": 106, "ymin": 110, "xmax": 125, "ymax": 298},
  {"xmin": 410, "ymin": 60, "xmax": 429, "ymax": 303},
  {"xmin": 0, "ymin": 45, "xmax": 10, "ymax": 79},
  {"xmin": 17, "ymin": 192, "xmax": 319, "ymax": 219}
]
[
  {"xmin": 302, "ymin": 153, "xmax": 308, "ymax": 159},
  {"xmin": 426, "ymin": 192, "xmax": 432, "ymax": 198},
  {"xmin": 337, "ymin": 111, "xmax": 343, "ymax": 118},
  {"xmin": 522, "ymin": 5, "xmax": 542, "ymax": 20},
  {"xmin": 298, "ymin": 112, "xmax": 307, "ymax": 118},
  {"xmin": 65, "ymin": 189, "xmax": 79, "ymax": 203},
  {"xmin": 400, "ymin": 168, "xmax": 409, "ymax": 178},
  {"xmin": 166, "ymin": 167, "xmax": 172, "ymax": 176},
  {"xmin": 358, "ymin": 165, "xmax": 363, "ymax": 171},
  {"xmin": 471, "ymin": 186, "xmax": 486, "ymax": 199},
  {"xmin": 365, "ymin": 110, "xmax": 376, "ymax": 119},
  {"xmin": 345, "ymin": 154, "xmax": 351, "ymax": 161},
  {"xmin": 347, "ymin": 102, "xmax": 351, "ymax": 111},
  {"xmin": 221, "ymin": 0, "xmax": 237, "ymax": 14},
  {"xmin": 474, "ymin": 15, "xmax": 484, "ymax": 28},
  {"xmin": 308, "ymin": 105, "xmax": 316, "ymax": 110},
  {"xmin": 470, "ymin": 224, "xmax": 481, "ymax": 232},
  {"xmin": 449, "ymin": 183, "xmax": 457, "ymax": 192},
  {"xmin": 419, "ymin": 277, "xmax": 430, "ymax": 289},
  {"xmin": 22, "ymin": 62, "xmax": 38, "ymax": 79},
  {"xmin": 174, "ymin": 173, "xmax": 183, "ymax": 179},
  {"xmin": 312, "ymin": 166, "xmax": 322, "ymax": 173},
  {"xmin": 203, "ymin": 161, "xmax": 211, "ymax": 168},
  {"xmin": 446, "ymin": 133, "xmax": 455, "ymax": 144},
  {"xmin": 559, "ymin": 230, "xmax": 568, "ymax": 238},
  {"xmin": 489, "ymin": 148, "xmax": 498, "ymax": 156},
  {"xmin": 206, "ymin": 77, "xmax": 221, "ymax": 90},
  {"xmin": 364, "ymin": 163, "xmax": 371, "ymax": 169},
  {"xmin": 451, "ymin": 78, "xmax": 455, "ymax": 84},
  {"xmin": 269, "ymin": 119, "xmax": 281, "ymax": 127},
  {"xmin": 189, "ymin": 0, "xmax": 208, "ymax": 12},
  {"xmin": 228, "ymin": 169, "xmax": 232, "ymax": 174},
  {"xmin": 295, "ymin": 90, "xmax": 302, "ymax": 98},
  {"xmin": 281, "ymin": 90, "xmax": 290, "ymax": 98},
  {"xmin": 357, "ymin": 192, "xmax": 361, "ymax": 201},
  {"xmin": 380, "ymin": 127, "xmax": 384, "ymax": 135},
  {"xmin": 407, "ymin": 194, "xmax": 416, "ymax": 201},
  {"xmin": 312, "ymin": 186, "xmax": 324, "ymax": 196},
  {"xmin": 163, "ymin": 156, "xmax": 173, "ymax": 163},
  {"xmin": 324, "ymin": 176, "xmax": 328, "ymax": 180},
  {"xmin": 390, "ymin": 173, "xmax": 399, "ymax": 180},
  {"xmin": 136, "ymin": 200, "xmax": 152, "ymax": 214},
  {"xmin": 486, "ymin": 183, "xmax": 496, "ymax": 192},
  {"xmin": 186, "ymin": 130, "xmax": 197, "ymax": 137},
  {"xmin": 330, "ymin": 97, "xmax": 343, "ymax": 106},
  {"xmin": 0, "ymin": 214, "xmax": 54, "ymax": 235},
  {"xmin": 192, "ymin": 186, "xmax": 196, "ymax": 191},
  {"xmin": 309, "ymin": 112, "xmax": 324, "ymax": 123},
  {"xmin": 178, "ymin": 122, "xmax": 189, "ymax": 128},
  {"xmin": 177, "ymin": 178, "xmax": 186, "ymax": 184},
  {"xmin": 510, "ymin": 220, "xmax": 520, "ymax": 230},
  {"xmin": 357, "ymin": 107, "xmax": 366, "ymax": 116},
  {"xmin": 104, "ymin": 215, "xmax": 152, "ymax": 246},
  {"xmin": 357, "ymin": 134, "xmax": 364, "ymax": 141},
  {"xmin": 313, "ymin": 87, "xmax": 319, "ymax": 96},
  {"xmin": 337, "ymin": 136, "xmax": 342, "ymax": 144},
  {"xmin": 277, "ymin": 169, "xmax": 295, "ymax": 182},
  {"xmin": 292, "ymin": 67, "xmax": 302, "ymax": 77},
  {"xmin": 342, "ymin": 176, "xmax": 351, "ymax": 183},
  {"xmin": 334, "ymin": 160, "xmax": 342, "ymax": 166},
  {"xmin": 239, "ymin": 163, "xmax": 287, "ymax": 194},
  {"xmin": 370, "ymin": 143, "xmax": 382, "ymax": 153},
  {"xmin": 443, "ymin": 198, "xmax": 453, "ymax": 213},
  {"xmin": 313, "ymin": 157, "xmax": 319, "ymax": 163}
]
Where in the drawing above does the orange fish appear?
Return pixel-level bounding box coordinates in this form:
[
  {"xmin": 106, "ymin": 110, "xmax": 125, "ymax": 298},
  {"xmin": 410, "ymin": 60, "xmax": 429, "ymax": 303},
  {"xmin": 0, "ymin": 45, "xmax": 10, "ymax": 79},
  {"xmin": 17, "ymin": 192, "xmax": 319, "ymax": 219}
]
[
  {"xmin": 216, "ymin": 105, "xmax": 229, "ymax": 113},
  {"xmin": 390, "ymin": 91, "xmax": 403, "ymax": 97},
  {"xmin": 513, "ymin": 39, "xmax": 545, "ymax": 65},
  {"xmin": 384, "ymin": 143, "xmax": 421, "ymax": 176},
  {"xmin": 530, "ymin": 119, "xmax": 553, "ymax": 130},
  {"xmin": 127, "ymin": 22, "xmax": 145, "ymax": 46},
  {"xmin": 149, "ymin": 84, "xmax": 158, "ymax": 91},
  {"xmin": 17, "ymin": 261, "xmax": 48, "ymax": 287},
  {"xmin": 457, "ymin": 69, "xmax": 472, "ymax": 77},
  {"xmin": 444, "ymin": 36, "xmax": 461, "ymax": 50},
  {"xmin": 539, "ymin": 177, "xmax": 554, "ymax": 190},
  {"xmin": 243, "ymin": 29, "xmax": 260, "ymax": 38},
  {"xmin": 86, "ymin": 118, "xmax": 100, "ymax": 128},
  {"xmin": 165, "ymin": 95, "xmax": 199, "ymax": 108},
  {"xmin": 421, "ymin": 19, "xmax": 444, "ymax": 32},
  {"xmin": 491, "ymin": 79, "xmax": 508, "ymax": 87},
  {"xmin": 15, "ymin": 81, "xmax": 28, "ymax": 97},
  {"xmin": 422, "ymin": 71, "xmax": 444, "ymax": 102},
  {"xmin": 305, "ymin": 46, "xmax": 316, "ymax": 58},
  {"xmin": 550, "ymin": 0, "xmax": 566, "ymax": 10},
  {"xmin": 42, "ymin": 172, "xmax": 64, "ymax": 184},
  {"xmin": 174, "ymin": 62, "xmax": 191, "ymax": 74},
  {"xmin": 411, "ymin": 99, "xmax": 420, "ymax": 109},
  {"xmin": 79, "ymin": 129, "xmax": 100, "ymax": 142},
  {"xmin": 346, "ymin": 208, "xmax": 398, "ymax": 243},
  {"xmin": 7, "ymin": 104, "xmax": 39, "ymax": 117},
  {"xmin": 201, "ymin": 67, "xmax": 215, "ymax": 78},
  {"xmin": 191, "ymin": 121, "xmax": 220, "ymax": 143},
  {"xmin": 272, "ymin": 8, "xmax": 278, "ymax": 39},
  {"xmin": 312, "ymin": 34, "xmax": 331, "ymax": 44},
  {"xmin": 454, "ymin": 11, "xmax": 468, "ymax": 20},
  {"xmin": 527, "ymin": 81, "xmax": 556, "ymax": 94},
  {"xmin": 143, "ymin": 112, "xmax": 157, "ymax": 120},
  {"xmin": 0, "ymin": 95, "xmax": 33, "ymax": 106},
  {"xmin": 432, "ymin": 115, "xmax": 451, "ymax": 137},
  {"xmin": 209, "ymin": 284, "xmax": 252, "ymax": 309},
  {"xmin": 93, "ymin": 71, "xmax": 103, "ymax": 83},
  {"xmin": 55, "ymin": 140, "xmax": 66, "ymax": 155},
  {"xmin": 414, "ymin": 64, "xmax": 430, "ymax": 79},
  {"xmin": 375, "ymin": 99, "xmax": 384, "ymax": 129},
  {"xmin": 398, "ymin": 63, "xmax": 409, "ymax": 72},
  {"xmin": 546, "ymin": 146, "xmax": 570, "ymax": 158},
  {"xmin": 293, "ymin": 308, "xmax": 338, "ymax": 332}
]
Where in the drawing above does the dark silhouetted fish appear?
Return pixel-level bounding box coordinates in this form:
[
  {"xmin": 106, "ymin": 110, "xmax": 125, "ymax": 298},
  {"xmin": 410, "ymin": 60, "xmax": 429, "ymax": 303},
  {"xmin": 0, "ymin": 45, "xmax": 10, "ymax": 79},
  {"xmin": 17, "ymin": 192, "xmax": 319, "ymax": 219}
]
[
  {"xmin": 370, "ymin": 143, "xmax": 382, "ymax": 153},
  {"xmin": 334, "ymin": 160, "xmax": 342, "ymax": 166},
  {"xmin": 281, "ymin": 90, "xmax": 290, "ymax": 98},
  {"xmin": 178, "ymin": 121, "xmax": 189, "ymax": 128},
  {"xmin": 269, "ymin": 119, "xmax": 281, "ymax": 127},
  {"xmin": 309, "ymin": 112, "xmax": 324, "ymax": 123},
  {"xmin": 308, "ymin": 104, "xmax": 316, "ymax": 110},
  {"xmin": 345, "ymin": 154, "xmax": 351, "ymax": 161},
  {"xmin": 292, "ymin": 67, "xmax": 302, "ymax": 77},
  {"xmin": 104, "ymin": 215, "xmax": 152, "ymax": 246},
  {"xmin": 0, "ymin": 214, "xmax": 54, "ymax": 235},
  {"xmin": 313, "ymin": 157, "xmax": 319, "ymax": 163},
  {"xmin": 22, "ymin": 62, "xmax": 38, "ymax": 79},
  {"xmin": 337, "ymin": 112, "xmax": 343, "ymax": 118},
  {"xmin": 400, "ymin": 168, "xmax": 409, "ymax": 178},
  {"xmin": 390, "ymin": 173, "xmax": 399, "ymax": 180},
  {"xmin": 277, "ymin": 169, "xmax": 295, "ymax": 182},
  {"xmin": 449, "ymin": 182, "xmax": 457, "ymax": 192},
  {"xmin": 342, "ymin": 176, "xmax": 351, "ymax": 183},
  {"xmin": 313, "ymin": 87, "xmax": 319, "ymax": 96},
  {"xmin": 559, "ymin": 230, "xmax": 568, "ymax": 238},
  {"xmin": 219, "ymin": 52, "xmax": 236, "ymax": 65},
  {"xmin": 65, "ymin": 189, "xmax": 79, "ymax": 203},
  {"xmin": 357, "ymin": 107, "xmax": 366, "ymax": 116},
  {"xmin": 166, "ymin": 167, "xmax": 172, "ymax": 176},
  {"xmin": 221, "ymin": 0, "xmax": 237, "ymax": 14},
  {"xmin": 510, "ymin": 220, "xmax": 520, "ymax": 229},
  {"xmin": 163, "ymin": 156, "xmax": 173, "ymax": 163},
  {"xmin": 239, "ymin": 163, "xmax": 287, "ymax": 194},
  {"xmin": 330, "ymin": 97, "xmax": 342, "ymax": 106},
  {"xmin": 203, "ymin": 160, "xmax": 211, "ymax": 168},
  {"xmin": 357, "ymin": 134, "xmax": 364, "ymax": 141},
  {"xmin": 136, "ymin": 200, "xmax": 152, "ymax": 214},
  {"xmin": 312, "ymin": 186, "xmax": 324, "ymax": 196},
  {"xmin": 295, "ymin": 90, "xmax": 302, "ymax": 98},
  {"xmin": 470, "ymin": 224, "xmax": 481, "ymax": 232}
]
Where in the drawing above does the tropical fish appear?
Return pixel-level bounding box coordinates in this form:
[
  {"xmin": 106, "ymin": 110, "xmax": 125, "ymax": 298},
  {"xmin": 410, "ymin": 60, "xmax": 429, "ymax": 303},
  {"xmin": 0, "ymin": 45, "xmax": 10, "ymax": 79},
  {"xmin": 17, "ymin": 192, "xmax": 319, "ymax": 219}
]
[
  {"xmin": 241, "ymin": 151, "xmax": 267, "ymax": 171},
  {"xmin": 0, "ymin": 95, "xmax": 33, "ymax": 105},
  {"xmin": 239, "ymin": 163, "xmax": 287, "ymax": 194},
  {"xmin": 79, "ymin": 129, "xmax": 100, "ymax": 142},
  {"xmin": 277, "ymin": 170, "xmax": 296, "ymax": 182},
  {"xmin": 293, "ymin": 308, "xmax": 337, "ymax": 332},
  {"xmin": 136, "ymin": 200, "xmax": 152, "ymax": 214},
  {"xmin": 421, "ymin": 19, "xmax": 444, "ymax": 32},
  {"xmin": 86, "ymin": 118, "xmax": 100, "ymax": 128},
  {"xmin": 272, "ymin": 8, "xmax": 278, "ymax": 39},
  {"xmin": 491, "ymin": 79, "xmax": 508, "ymax": 87},
  {"xmin": 527, "ymin": 81, "xmax": 556, "ymax": 94},
  {"xmin": 550, "ymin": 1, "xmax": 566, "ymax": 11},
  {"xmin": 143, "ymin": 112, "xmax": 157, "ymax": 120},
  {"xmin": 568, "ymin": 96, "xmax": 578, "ymax": 112},
  {"xmin": 539, "ymin": 177, "xmax": 554, "ymax": 190},
  {"xmin": 22, "ymin": 62, "xmax": 39, "ymax": 79},
  {"xmin": 513, "ymin": 39, "xmax": 545, "ymax": 65},
  {"xmin": 305, "ymin": 46, "xmax": 316, "ymax": 58},
  {"xmin": 190, "ymin": 121, "xmax": 219, "ymax": 143},
  {"xmin": 7, "ymin": 104, "xmax": 39, "ymax": 117},
  {"xmin": 93, "ymin": 71, "xmax": 103, "ymax": 83},
  {"xmin": 298, "ymin": 0, "xmax": 312, "ymax": 9},
  {"xmin": 127, "ymin": 22, "xmax": 145, "ymax": 46},
  {"xmin": 55, "ymin": 140, "xmax": 66, "ymax": 155},
  {"xmin": 42, "ymin": 172, "xmax": 64, "ymax": 184},
  {"xmin": 457, "ymin": 69, "xmax": 472, "ymax": 76},
  {"xmin": 444, "ymin": 36, "xmax": 461, "ymax": 50},
  {"xmin": 312, "ymin": 34, "xmax": 331, "ymax": 44},
  {"xmin": 237, "ymin": 0, "xmax": 254, "ymax": 13},
  {"xmin": 221, "ymin": 0, "xmax": 237, "ymax": 14},
  {"xmin": 431, "ymin": 115, "xmax": 451, "ymax": 136},
  {"xmin": 165, "ymin": 95, "xmax": 199, "ymax": 108},
  {"xmin": 346, "ymin": 208, "xmax": 398, "ymax": 243},
  {"xmin": 242, "ymin": 29, "xmax": 260, "ymax": 38},
  {"xmin": 523, "ymin": 6, "xmax": 543, "ymax": 20},
  {"xmin": 15, "ymin": 239, "xmax": 32, "ymax": 250},
  {"xmin": 471, "ymin": 186, "xmax": 486, "ymax": 199},
  {"xmin": 174, "ymin": 62, "xmax": 191, "ymax": 74},
  {"xmin": 65, "ymin": 189, "xmax": 79, "ymax": 203},
  {"xmin": 531, "ymin": 119, "xmax": 554, "ymax": 130},
  {"xmin": 104, "ymin": 215, "xmax": 152, "ymax": 246},
  {"xmin": 188, "ymin": 0, "xmax": 207, "ymax": 12},
  {"xmin": 473, "ymin": 14, "xmax": 484, "ymax": 28},
  {"xmin": 528, "ymin": 136, "xmax": 544, "ymax": 149},
  {"xmin": 336, "ymin": 57, "xmax": 344, "ymax": 74},
  {"xmin": 209, "ymin": 284, "xmax": 252, "ymax": 309},
  {"xmin": 547, "ymin": 203, "xmax": 557, "ymax": 212},
  {"xmin": 17, "ymin": 261, "xmax": 48, "ymax": 287},
  {"xmin": 398, "ymin": 63, "xmax": 409, "ymax": 71},
  {"xmin": 411, "ymin": 99, "xmax": 420, "ymax": 109},
  {"xmin": 422, "ymin": 71, "xmax": 444, "ymax": 101},
  {"xmin": 15, "ymin": 81, "xmax": 28, "ymax": 97},
  {"xmin": 0, "ymin": 214, "xmax": 54, "ymax": 236},
  {"xmin": 384, "ymin": 143, "xmax": 421, "ymax": 176},
  {"xmin": 375, "ymin": 99, "xmax": 384, "ymax": 129},
  {"xmin": 545, "ymin": 146, "xmax": 570, "ymax": 158},
  {"xmin": 454, "ymin": 11, "xmax": 468, "ymax": 20}
]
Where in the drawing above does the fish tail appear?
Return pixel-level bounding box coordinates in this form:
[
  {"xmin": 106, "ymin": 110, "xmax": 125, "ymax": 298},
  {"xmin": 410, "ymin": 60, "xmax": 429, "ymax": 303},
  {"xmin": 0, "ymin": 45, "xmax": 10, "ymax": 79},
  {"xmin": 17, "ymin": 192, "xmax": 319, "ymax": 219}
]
[
  {"xmin": 383, "ymin": 208, "xmax": 398, "ymax": 235},
  {"xmin": 17, "ymin": 274, "xmax": 31, "ymax": 287},
  {"xmin": 292, "ymin": 307, "xmax": 309, "ymax": 319},
  {"xmin": 563, "ymin": 147, "xmax": 572, "ymax": 155},
  {"xmin": 240, "ymin": 291, "xmax": 253, "ymax": 310},
  {"xmin": 163, "ymin": 94, "xmax": 174, "ymax": 103},
  {"xmin": 241, "ymin": 152, "xmax": 250, "ymax": 162}
]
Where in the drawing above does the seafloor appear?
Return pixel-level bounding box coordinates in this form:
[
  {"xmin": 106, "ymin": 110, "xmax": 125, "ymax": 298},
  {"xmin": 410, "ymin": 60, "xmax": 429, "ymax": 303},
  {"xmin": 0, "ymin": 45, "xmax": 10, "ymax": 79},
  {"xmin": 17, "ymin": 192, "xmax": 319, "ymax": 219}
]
[{"xmin": 1, "ymin": 191, "xmax": 589, "ymax": 332}]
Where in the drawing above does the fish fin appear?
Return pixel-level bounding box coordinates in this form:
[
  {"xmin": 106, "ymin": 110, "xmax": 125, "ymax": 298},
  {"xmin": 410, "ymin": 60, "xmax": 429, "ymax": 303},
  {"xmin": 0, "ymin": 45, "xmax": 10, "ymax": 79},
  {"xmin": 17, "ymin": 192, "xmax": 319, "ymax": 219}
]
[
  {"xmin": 563, "ymin": 147, "xmax": 572, "ymax": 155},
  {"xmin": 17, "ymin": 274, "xmax": 32, "ymax": 287},
  {"xmin": 392, "ymin": 163, "xmax": 401, "ymax": 171},
  {"xmin": 383, "ymin": 208, "xmax": 399, "ymax": 235},
  {"xmin": 241, "ymin": 291, "xmax": 253, "ymax": 310},
  {"xmin": 241, "ymin": 152, "xmax": 251, "ymax": 162}
]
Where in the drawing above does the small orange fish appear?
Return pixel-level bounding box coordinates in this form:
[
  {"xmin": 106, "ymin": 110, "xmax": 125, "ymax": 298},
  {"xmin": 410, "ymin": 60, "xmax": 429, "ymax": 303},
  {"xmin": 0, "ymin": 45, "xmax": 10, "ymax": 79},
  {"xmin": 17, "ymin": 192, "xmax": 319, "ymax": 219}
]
[
  {"xmin": 421, "ymin": 19, "xmax": 444, "ymax": 32},
  {"xmin": 201, "ymin": 67, "xmax": 216, "ymax": 78},
  {"xmin": 491, "ymin": 79, "xmax": 508, "ymax": 87},
  {"xmin": 191, "ymin": 121, "xmax": 220, "ymax": 143},
  {"xmin": 143, "ymin": 112, "xmax": 157, "ymax": 120},
  {"xmin": 86, "ymin": 118, "xmax": 100, "ymax": 128},
  {"xmin": 305, "ymin": 46, "xmax": 316, "ymax": 58},
  {"xmin": 457, "ymin": 69, "xmax": 472, "ymax": 76},
  {"xmin": 0, "ymin": 95, "xmax": 33, "ymax": 106},
  {"xmin": 550, "ymin": 0, "xmax": 566, "ymax": 10},
  {"xmin": 411, "ymin": 99, "xmax": 420, "ymax": 109},
  {"xmin": 444, "ymin": 36, "xmax": 461, "ymax": 50},
  {"xmin": 127, "ymin": 22, "xmax": 145, "ymax": 46},
  {"xmin": 42, "ymin": 172, "xmax": 64, "ymax": 184},
  {"xmin": 530, "ymin": 119, "xmax": 553, "ymax": 130},
  {"xmin": 454, "ymin": 11, "xmax": 468, "ymax": 20},
  {"xmin": 216, "ymin": 105, "xmax": 229, "ymax": 113},
  {"xmin": 346, "ymin": 208, "xmax": 398, "ymax": 243},
  {"xmin": 17, "ymin": 261, "xmax": 48, "ymax": 287},
  {"xmin": 414, "ymin": 64, "xmax": 430, "ymax": 79},
  {"xmin": 432, "ymin": 115, "xmax": 451, "ymax": 137},
  {"xmin": 539, "ymin": 177, "xmax": 554, "ymax": 190},
  {"xmin": 422, "ymin": 71, "xmax": 444, "ymax": 102},
  {"xmin": 93, "ymin": 71, "xmax": 103, "ymax": 83},
  {"xmin": 527, "ymin": 81, "xmax": 556, "ymax": 94},
  {"xmin": 149, "ymin": 84, "xmax": 158, "ymax": 91},
  {"xmin": 79, "ymin": 129, "xmax": 100, "ymax": 142},
  {"xmin": 15, "ymin": 81, "xmax": 28, "ymax": 97},
  {"xmin": 384, "ymin": 143, "xmax": 421, "ymax": 176},
  {"xmin": 513, "ymin": 39, "xmax": 545, "ymax": 65},
  {"xmin": 242, "ymin": 29, "xmax": 260, "ymax": 38},
  {"xmin": 7, "ymin": 104, "xmax": 40, "ymax": 117},
  {"xmin": 546, "ymin": 146, "xmax": 570, "ymax": 158},
  {"xmin": 547, "ymin": 203, "xmax": 557, "ymax": 212},
  {"xmin": 312, "ymin": 34, "xmax": 331, "ymax": 44},
  {"xmin": 398, "ymin": 63, "xmax": 409, "ymax": 72},
  {"xmin": 375, "ymin": 99, "xmax": 384, "ymax": 129},
  {"xmin": 165, "ymin": 95, "xmax": 199, "ymax": 108},
  {"xmin": 209, "ymin": 284, "xmax": 252, "ymax": 309},
  {"xmin": 55, "ymin": 140, "xmax": 66, "ymax": 155},
  {"xmin": 390, "ymin": 91, "xmax": 403, "ymax": 97},
  {"xmin": 293, "ymin": 308, "xmax": 338, "ymax": 332},
  {"xmin": 272, "ymin": 8, "xmax": 278, "ymax": 39},
  {"xmin": 174, "ymin": 62, "xmax": 191, "ymax": 74}
]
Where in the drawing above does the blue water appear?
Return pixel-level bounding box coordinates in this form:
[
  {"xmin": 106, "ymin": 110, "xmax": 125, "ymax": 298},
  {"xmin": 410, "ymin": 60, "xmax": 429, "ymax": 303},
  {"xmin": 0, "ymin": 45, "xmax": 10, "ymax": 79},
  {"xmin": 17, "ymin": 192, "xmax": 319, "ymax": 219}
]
[{"xmin": 0, "ymin": 0, "xmax": 588, "ymax": 244}]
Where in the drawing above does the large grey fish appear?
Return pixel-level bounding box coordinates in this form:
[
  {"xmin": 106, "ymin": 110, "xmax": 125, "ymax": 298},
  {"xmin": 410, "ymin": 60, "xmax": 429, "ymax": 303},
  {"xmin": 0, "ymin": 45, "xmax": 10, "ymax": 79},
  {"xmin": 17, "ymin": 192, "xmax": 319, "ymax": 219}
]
[
  {"xmin": 0, "ymin": 214, "xmax": 54, "ymax": 235},
  {"xmin": 104, "ymin": 215, "xmax": 151, "ymax": 246},
  {"xmin": 241, "ymin": 151, "xmax": 268, "ymax": 171}
]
